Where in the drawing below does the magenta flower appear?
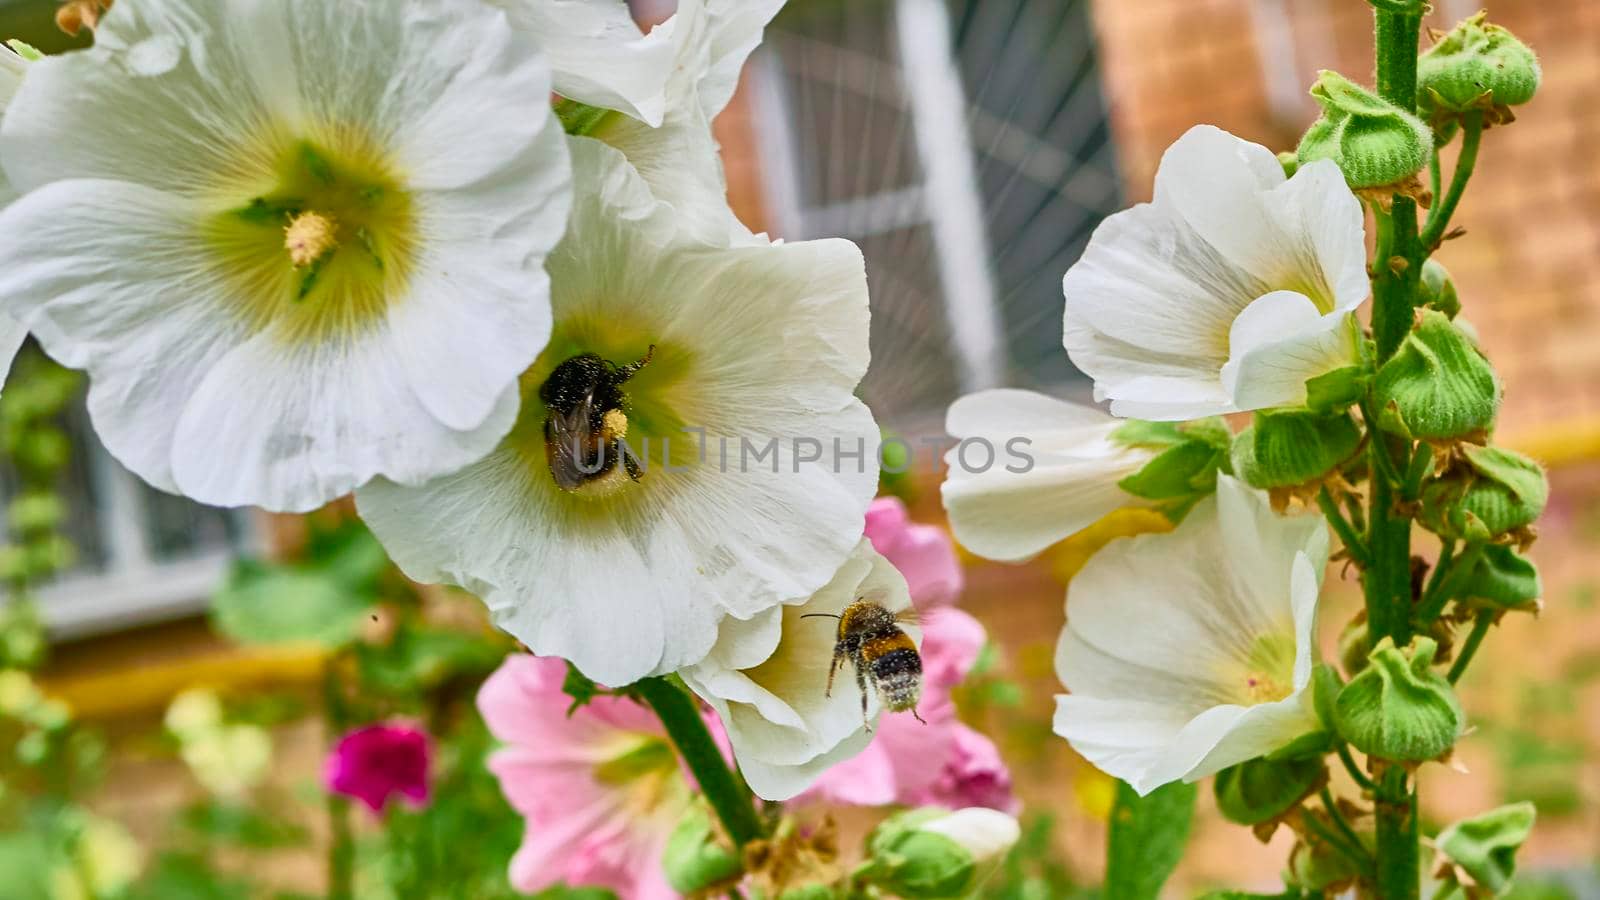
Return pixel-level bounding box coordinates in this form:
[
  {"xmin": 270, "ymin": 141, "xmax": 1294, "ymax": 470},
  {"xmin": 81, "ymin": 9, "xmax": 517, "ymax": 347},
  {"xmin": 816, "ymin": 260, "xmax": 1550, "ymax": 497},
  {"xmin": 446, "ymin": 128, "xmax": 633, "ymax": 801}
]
[
  {"xmin": 911, "ymin": 722, "xmax": 1021, "ymax": 814},
  {"xmin": 323, "ymin": 723, "xmax": 432, "ymax": 814},
  {"xmin": 864, "ymin": 497, "xmax": 964, "ymax": 609},
  {"xmin": 478, "ymin": 655, "xmax": 722, "ymax": 900}
]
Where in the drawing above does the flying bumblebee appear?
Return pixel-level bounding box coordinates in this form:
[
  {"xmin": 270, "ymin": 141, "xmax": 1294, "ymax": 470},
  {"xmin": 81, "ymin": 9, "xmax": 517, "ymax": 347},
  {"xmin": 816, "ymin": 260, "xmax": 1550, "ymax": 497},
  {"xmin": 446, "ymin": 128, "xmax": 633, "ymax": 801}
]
[
  {"xmin": 804, "ymin": 594, "xmax": 924, "ymax": 729},
  {"xmin": 540, "ymin": 347, "xmax": 653, "ymax": 492}
]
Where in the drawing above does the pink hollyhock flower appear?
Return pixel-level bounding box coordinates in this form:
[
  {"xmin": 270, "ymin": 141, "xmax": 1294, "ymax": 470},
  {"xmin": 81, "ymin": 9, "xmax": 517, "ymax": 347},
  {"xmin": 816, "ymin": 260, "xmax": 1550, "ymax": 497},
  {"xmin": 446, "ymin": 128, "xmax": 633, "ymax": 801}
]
[
  {"xmin": 910, "ymin": 722, "xmax": 1020, "ymax": 814},
  {"xmin": 478, "ymin": 655, "xmax": 720, "ymax": 900},
  {"xmin": 801, "ymin": 606, "xmax": 1015, "ymax": 812},
  {"xmin": 324, "ymin": 723, "xmax": 432, "ymax": 814},
  {"xmin": 864, "ymin": 497, "xmax": 964, "ymax": 608}
]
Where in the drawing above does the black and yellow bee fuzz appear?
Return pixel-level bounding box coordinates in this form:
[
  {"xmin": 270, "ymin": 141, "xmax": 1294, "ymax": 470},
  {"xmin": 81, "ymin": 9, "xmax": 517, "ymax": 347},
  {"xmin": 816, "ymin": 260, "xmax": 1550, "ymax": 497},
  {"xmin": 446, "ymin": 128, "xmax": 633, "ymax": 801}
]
[
  {"xmin": 818, "ymin": 598, "xmax": 925, "ymax": 728},
  {"xmin": 863, "ymin": 633, "xmax": 922, "ymax": 712}
]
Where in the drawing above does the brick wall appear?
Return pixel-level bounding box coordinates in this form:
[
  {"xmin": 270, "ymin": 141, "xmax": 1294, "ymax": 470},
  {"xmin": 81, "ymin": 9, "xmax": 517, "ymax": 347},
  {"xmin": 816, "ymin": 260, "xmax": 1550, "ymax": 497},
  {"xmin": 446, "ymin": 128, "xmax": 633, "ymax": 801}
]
[{"xmin": 1088, "ymin": 0, "xmax": 1600, "ymax": 444}]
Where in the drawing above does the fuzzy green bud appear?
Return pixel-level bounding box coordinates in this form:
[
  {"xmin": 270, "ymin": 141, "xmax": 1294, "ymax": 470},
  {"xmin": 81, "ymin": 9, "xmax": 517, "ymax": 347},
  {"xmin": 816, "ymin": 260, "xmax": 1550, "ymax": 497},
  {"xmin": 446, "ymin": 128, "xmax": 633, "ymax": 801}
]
[
  {"xmin": 662, "ymin": 802, "xmax": 743, "ymax": 896},
  {"xmin": 1460, "ymin": 544, "xmax": 1541, "ymax": 612},
  {"xmin": 1298, "ymin": 70, "xmax": 1433, "ymax": 191},
  {"xmin": 1335, "ymin": 636, "xmax": 1464, "ymax": 762},
  {"xmin": 1434, "ymin": 802, "xmax": 1536, "ymax": 897},
  {"xmin": 863, "ymin": 808, "xmax": 1018, "ymax": 900},
  {"xmin": 1276, "ymin": 150, "xmax": 1298, "ymax": 178},
  {"xmin": 1418, "ymin": 13, "xmax": 1540, "ymax": 127},
  {"xmin": 1374, "ymin": 310, "xmax": 1500, "ymax": 442},
  {"xmin": 1230, "ymin": 410, "xmax": 1362, "ymax": 492},
  {"xmin": 1214, "ymin": 756, "xmax": 1325, "ymax": 827},
  {"xmin": 1420, "ymin": 259, "xmax": 1461, "ymax": 319},
  {"xmin": 1420, "ymin": 445, "xmax": 1548, "ymax": 544}
]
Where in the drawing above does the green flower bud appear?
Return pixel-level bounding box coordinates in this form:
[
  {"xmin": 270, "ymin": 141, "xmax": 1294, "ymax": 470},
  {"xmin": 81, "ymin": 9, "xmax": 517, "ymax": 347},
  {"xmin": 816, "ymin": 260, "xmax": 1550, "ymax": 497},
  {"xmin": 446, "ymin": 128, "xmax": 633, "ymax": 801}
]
[
  {"xmin": 663, "ymin": 802, "xmax": 743, "ymax": 896},
  {"xmin": 864, "ymin": 808, "xmax": 1018, "ymax": 900},
  {"xmin": 1420, "ymin": 259, "xmax": 1461, "ymax": 319},
  {"xmin": 1420, "ymin": 445, "xmax": 1548, "ymax": 544},
  {"xmin": 1230, "ymin": 410, "xmax": 1363, "ymax": 493},
  {"xmin": 1276, "ymin": 150, "xmax": 1299, "ymax": 178},
  {"xmin": 1335, "ymin": 636, "xmax": 1464, "ymax": 762},
  {"xmin": 1374, "ymin": 310, "xmax": 1500, "ymax": 442},
  {"xmin": 1298, "ymin": 70, "xmax": 1433, "ymax": 193},
  {"xmin": 1418, "ymin": 13, "xmax": 1540, "ymax": 127},
  {"xmin": 1434, "ymin": 802, "xmax": 1536, "ymax": 896},
  {"xmin": 1460, "ymin": 544, "xmax": 1541, "ymax": 612},
  {"xmin": 1113, "ymin": 419, "xmax": 1229, "ymax": 509},
  {"xmin": 1214, "ymin": 756, "xmax": 1325, "ymax": 827}
]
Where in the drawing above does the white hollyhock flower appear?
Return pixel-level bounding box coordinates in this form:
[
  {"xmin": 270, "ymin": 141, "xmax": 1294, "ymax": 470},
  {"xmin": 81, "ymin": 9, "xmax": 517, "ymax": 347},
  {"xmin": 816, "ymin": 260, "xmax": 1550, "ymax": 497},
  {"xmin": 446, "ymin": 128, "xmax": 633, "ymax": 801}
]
[
  {"xmin": 356, "ymin": 138, "xmax": 877, "ymax": 686},
  {"xmin": 0, "ymin": 0, "xmax": 571, "ymax": 512},
  {"xmin": 681, "ymin": 540, "xmax": 918, "ymax": 801},
  {"xmin": 0, "ymin": 45, "xmax": 30, "ymax": 386},
  {"xmin": 1054, "ymin": 474, "xmax": 1328, "ymax": 795},
  {"xmin": 1063, "ymin": 125, "xmax": 1368, "ymax": 420},
  {"xmin": 942, "ymin": 389, "xmax": 1159, "ymax": 562},
  {"xmin": 491, "ymin": 0, "xmax": 785, "ymax": 245}
]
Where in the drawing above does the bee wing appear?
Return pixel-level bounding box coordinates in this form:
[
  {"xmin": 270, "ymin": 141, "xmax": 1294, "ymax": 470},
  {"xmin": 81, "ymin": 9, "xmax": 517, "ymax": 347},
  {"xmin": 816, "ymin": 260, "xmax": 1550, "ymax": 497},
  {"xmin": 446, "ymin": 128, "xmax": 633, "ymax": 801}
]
[
  {"xmin": 854, "ymin": 588, "xmax": 922, "ymax": 627},
  {"xmin": 544, "ymin": 389, "xmax": 599, "ymax": 491},
  {"xmin": 893, "ymin": 606, "xmax": 922, "ymax": 627}
]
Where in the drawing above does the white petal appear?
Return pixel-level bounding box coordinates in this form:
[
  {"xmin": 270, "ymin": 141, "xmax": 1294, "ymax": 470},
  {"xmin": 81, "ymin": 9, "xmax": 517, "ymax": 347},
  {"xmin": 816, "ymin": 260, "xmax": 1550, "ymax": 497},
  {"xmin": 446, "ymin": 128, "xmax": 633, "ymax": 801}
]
[
  {"xmin": 0, "ymin": 181, "xmax": 243, "ymax": 495},
  {"xmin": 1055, "ymin": 690, "xmax": 1317, "ymax": 796},
  {"xmin": 0, "ymin": 313, "xmax": 25, "ymax": 393},
  {"xmin": 1221, "ymin": 291, "xmax": 1360, "ymax": 412},
  {"xmin": 487, "ymin": 0, "xmax": 677, "ymax": 127},
  {"xmin": 684, "ymin": 542, "xmax": 918, "ymax": 801},
  {"xmin": 942, "ymin": 390, "xmax": 1147, "ymax": 561},
  {"xmin": 696, "ymin": 0, "xmax": 788, "ymax": 117}
]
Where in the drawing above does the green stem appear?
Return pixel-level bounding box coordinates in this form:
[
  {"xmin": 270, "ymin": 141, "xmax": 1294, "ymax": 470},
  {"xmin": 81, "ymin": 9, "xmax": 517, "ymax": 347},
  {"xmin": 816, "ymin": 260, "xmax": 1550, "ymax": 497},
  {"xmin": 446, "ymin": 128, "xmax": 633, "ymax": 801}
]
[
  {"xmin": 1416, "ymin": 541, "xmax": 1484, "ymax": 624},
  {"xmin": 1448, "ymin": 612, "xmax": 1494, "ymax": 684},
  {"xmin": 1319, "ymin": 486, "xmax": 1370, "ymax": 567},
  {"xmin": 1400, "ymin": 445, "xmax": 1434, "ymax": 502},
  {"xmin": 323, "ymin": 661, "xmax": 356, "ymax": 900},
  {"xmin": 1373, "ymin": 766, "xmax": 1419, "ymax": 900},
  {"xmin": 1321, "ymin": 787, "xmax": 1372, "ymax": 865},
  {"xmin": 634, "ymin": 676, "xmax": 765, "ymax": 848},
  {"xmin": 1369, "ymin": 9, "xmax": 1425, "ymax": 900},
  {"xmin": 1337, "ymin": 742, "xmax": 1379, "ymax": 794},
  {"xmin": 1420, "ymin": 111, "xmax": 1484, "ymax": 250},
  {"xmin": 1303, "ymin": 807, "xmax": 1374, "ymax": 875}
]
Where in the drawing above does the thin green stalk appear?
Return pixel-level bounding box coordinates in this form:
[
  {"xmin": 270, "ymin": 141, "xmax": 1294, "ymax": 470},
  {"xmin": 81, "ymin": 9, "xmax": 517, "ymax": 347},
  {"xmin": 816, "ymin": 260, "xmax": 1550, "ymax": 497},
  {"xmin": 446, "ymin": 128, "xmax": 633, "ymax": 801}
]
[
  {"xmin": 1428, "ymin": 150, "xmax": 1443, "ymax": 212},
  {"xmin": 1416, "ymin": 541, "xmax": 1484, "ymax": 624},
  {"xmin": 1337, "ymin": 742, "xmax": 1379, "ymax": 794},
  {"xmin": 1421, "ymin": 111, "xmax": 1484, "ymax": 250},
  {"xmin": 1400, "ymin": 445, "xmax": 1434, "ymax": 502},
  {"xmin": 1303, "ymin": 807, "xmax": 1374, "ymax": 875},
  {"xmin": 1319, "ymin": 486, "xmax": 1369, "ymax": 567},
  {"xmin": 1448, "ymin": 612, "xmax": 1494, "ymax": 684},
  {"xmin": 323, "ymin": 660, "xmax": 356, "ymax": 900},
  {"xmin": 634, "ymin": 676, "xmax": 765, "ymax": 848},
  {"xmin": 1321, "ymin": 787, "xmax": 1371, "ymax": 864}
]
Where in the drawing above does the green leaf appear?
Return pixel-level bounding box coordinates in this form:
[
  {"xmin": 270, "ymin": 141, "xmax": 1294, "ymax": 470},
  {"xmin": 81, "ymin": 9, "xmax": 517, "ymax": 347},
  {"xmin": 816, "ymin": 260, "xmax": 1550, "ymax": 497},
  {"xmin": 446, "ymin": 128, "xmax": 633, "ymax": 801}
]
[
  {"xmin": 1304, "ymin": 365, "xmax": 1370, "ymax": 414},
  {"xmin": 1116, "ymin": 441, "xmax": 1223, "ymax": 501},
  {"xmin": 1109, "ymin": 420, "xmax": 1186, "ymax": 449},
  {"xmin": 210, "ymin": 563, "xmax": 373, "ymax": 647},
  {"xmin": 1105, "ymin": 779, "xmax": 1196, "ymax": 900}
]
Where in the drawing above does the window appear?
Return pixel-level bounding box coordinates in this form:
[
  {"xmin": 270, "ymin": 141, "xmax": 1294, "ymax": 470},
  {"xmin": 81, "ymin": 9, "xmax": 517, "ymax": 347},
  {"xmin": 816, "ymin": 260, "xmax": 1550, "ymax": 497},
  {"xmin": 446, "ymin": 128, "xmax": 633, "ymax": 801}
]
[
  {"xmin": 753, "ymin": 0, "xmax": 1124, "ymax": 431},
  {"xmin": 2, "ymin": 358, "xmax": 258, "ymax": 639}
]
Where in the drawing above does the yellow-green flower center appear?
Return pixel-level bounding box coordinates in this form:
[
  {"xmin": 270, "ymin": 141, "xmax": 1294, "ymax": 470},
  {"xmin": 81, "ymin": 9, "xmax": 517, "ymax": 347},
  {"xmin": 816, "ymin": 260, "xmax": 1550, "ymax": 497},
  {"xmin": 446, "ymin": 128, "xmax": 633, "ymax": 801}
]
[
  {"xmin": 1230, "ymin": 631, "xmax": 1298, "ymax": 706},
  {"xmin": 203, "ymin": 136, "xmax": 415, "ymax": 344}
]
